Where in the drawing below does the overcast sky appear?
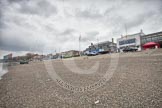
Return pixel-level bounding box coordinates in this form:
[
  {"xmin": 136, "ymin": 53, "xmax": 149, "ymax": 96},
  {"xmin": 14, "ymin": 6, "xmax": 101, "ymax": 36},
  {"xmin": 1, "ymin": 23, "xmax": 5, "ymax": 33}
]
[{"xmin": 0, "ymin": 0, "xmax": 162, "ymax": 58}]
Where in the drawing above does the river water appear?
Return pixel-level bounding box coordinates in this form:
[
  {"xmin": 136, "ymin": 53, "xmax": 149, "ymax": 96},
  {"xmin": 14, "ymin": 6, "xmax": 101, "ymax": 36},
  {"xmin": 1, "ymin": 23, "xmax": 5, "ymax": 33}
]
[{"xmin": 0, "ymin": 63, "xmax": 8, "ymax": 80}]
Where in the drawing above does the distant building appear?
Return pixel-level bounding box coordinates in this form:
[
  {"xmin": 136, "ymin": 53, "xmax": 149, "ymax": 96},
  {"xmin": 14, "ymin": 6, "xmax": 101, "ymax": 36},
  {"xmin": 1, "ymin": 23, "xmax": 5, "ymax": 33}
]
[
  {"xmin": 42, "ymin": 54, "xmax": 53, "ymax": 60},
  {"xmin": 47, "ymin": 54, "xmax": 53, "ymax": 59},
  {"xmin": 141, "ymin": 31, "xmax": 162, "ymax": 48},
  {"xmin": 85, "ymin": 39, "xmax": 117, "ymax": 54},
  {"xmin": 3, "ymin": 53, "xmax": 12, "ymax": 60},
  {"xmin": 12, "ymin": 56, "xmax": 19, "ymax": 61},
  {"xmin": 0, "ymin": 59, "xmax": 3, "ymax": 63},
  {"xmin": 117, "ymin": 30, "xmax": 145, "ymax": 52},
  {"xmin": 26, "ymin": 53, "xmax": 38, "ymax": 60},
  {"xmin": 61, "ymin": 50, "xmax": 80, "ymax": 58},
  {"xmin": 32, "ymin": 55, "xmax": 44, "ymax": 61},
  {"xmin": 53, "ymin": 53, "xmax": 61, "ymax": 59}
]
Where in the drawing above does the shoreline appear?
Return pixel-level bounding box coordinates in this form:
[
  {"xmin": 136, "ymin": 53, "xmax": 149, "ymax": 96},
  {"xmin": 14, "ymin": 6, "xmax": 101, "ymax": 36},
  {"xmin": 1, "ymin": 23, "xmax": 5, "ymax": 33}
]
[{"xmin": 0, "ymin": 63, "xmax": 8, "ymax": 80}]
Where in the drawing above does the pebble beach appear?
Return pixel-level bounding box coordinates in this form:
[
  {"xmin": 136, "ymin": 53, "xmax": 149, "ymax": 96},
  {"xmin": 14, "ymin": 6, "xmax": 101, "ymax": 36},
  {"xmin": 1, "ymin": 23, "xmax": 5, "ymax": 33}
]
[{"xmin": 0, "ymin": 49, "xmax": 162, "ymax": 108}]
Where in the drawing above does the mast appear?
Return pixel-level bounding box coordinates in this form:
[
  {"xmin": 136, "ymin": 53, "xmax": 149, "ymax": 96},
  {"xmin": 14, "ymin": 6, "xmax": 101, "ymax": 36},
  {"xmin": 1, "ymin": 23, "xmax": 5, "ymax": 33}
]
[
  {"xmin": 125, "ymin": 24, "xmax": 127, "ymax": 37},
  {"xmin": 79, "ymin": 34, "xmax": 81, "ymax": 56}
]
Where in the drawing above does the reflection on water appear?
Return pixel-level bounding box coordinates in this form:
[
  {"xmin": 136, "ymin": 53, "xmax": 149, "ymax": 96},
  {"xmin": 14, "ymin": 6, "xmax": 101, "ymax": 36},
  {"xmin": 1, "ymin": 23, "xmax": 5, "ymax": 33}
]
[{"xmin": 0, "ymin": 63, "xmax": 8, "ymax": 80}]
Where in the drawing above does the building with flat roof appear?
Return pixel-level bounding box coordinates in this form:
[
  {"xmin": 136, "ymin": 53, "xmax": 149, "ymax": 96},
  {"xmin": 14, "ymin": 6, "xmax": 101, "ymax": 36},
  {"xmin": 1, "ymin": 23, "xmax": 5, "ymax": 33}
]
[
  {"xmin": 141, "ymin": 31, "xmax": 162, "ymax": 48},
  {"xmin": 117, "ymin": 30, "xmax": 145, "ymax": 52},
  {"xmin": 85, "ymin": 39, "xmax": 117, "ymax": 54},
  {"xmin": 61, "ymin": 50, "xmax": 80, "ymax": 58}
]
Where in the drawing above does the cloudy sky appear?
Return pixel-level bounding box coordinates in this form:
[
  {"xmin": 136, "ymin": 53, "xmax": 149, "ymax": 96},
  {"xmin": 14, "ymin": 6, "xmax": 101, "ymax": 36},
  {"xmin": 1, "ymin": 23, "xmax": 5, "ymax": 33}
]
[{"xmin": 0, "ymin": 0, "xmax": 162, "ymax": 58}]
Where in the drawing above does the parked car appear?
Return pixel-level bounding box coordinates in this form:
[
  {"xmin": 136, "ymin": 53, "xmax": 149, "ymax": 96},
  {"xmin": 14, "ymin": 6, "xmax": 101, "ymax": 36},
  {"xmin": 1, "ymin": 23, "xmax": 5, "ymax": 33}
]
[
  {"xmin": 123, "ymin": 47, "xmax": 138, "ymax": 52},
  {"xmin": 87, "ymin": 51, "xmax": 98, "ymax": 56},
  {"xmin": 20, "ymin": 60, "xmax": 29, "ymax": 64}
]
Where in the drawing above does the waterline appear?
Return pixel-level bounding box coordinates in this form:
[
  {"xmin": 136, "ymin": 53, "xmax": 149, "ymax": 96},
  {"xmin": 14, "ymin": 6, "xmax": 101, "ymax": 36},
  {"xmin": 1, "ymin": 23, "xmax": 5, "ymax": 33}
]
[{"xmin": 0, "ymin": 63, "xmax": 8, "ymax": 80}]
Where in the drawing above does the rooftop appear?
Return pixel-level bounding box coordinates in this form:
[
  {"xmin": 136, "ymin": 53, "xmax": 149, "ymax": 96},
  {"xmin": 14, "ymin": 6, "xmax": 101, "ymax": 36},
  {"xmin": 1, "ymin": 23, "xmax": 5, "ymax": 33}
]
[
  {"xmin": 119, "ymin": 30, "xmax": 145, "ymax": 39},
  {"xmin": 143, "ymin": 31, "xmax": 162, "ymax": 37}
]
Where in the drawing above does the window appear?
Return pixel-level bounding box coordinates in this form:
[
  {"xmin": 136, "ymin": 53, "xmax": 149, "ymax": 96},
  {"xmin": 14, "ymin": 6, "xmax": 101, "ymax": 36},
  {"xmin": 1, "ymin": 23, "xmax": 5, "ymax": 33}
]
[
  {"xmin": 119, "ymin": 38, "xmax": 136, "ymax": 45},
  {"xmin": 146, "ymin": 38, "xmax": 151, "ymax": 42},
  {"xmin": 119, "ymin": 41, "xmax": 125, "ymax": 45},
  {"xmin": 152, "ymin": 36, "xmax": 159, "ymax": 42},
  {"xmin": 159, "ymin": 36, "xmax": 162, "ymax": 41}
]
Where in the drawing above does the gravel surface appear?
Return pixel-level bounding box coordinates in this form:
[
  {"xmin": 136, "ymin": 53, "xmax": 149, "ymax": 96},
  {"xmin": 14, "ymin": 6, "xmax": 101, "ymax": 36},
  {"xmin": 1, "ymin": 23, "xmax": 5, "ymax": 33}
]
[{"xmin": 0, "ymin": 49, "xmax": 162, "ymax": 108}]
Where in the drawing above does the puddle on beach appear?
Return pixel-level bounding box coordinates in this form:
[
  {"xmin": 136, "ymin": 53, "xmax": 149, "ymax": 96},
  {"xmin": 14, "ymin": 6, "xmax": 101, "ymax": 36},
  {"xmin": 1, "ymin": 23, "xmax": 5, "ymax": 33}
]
[{"xmin": 0, "ymin": 63, "xmax": 8, "ymax": 80}]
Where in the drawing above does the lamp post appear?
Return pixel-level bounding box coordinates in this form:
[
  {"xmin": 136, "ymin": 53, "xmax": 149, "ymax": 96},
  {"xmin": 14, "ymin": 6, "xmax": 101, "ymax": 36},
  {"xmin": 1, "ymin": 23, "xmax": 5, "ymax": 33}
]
[{"xmin": 79, "ymin": 35, "xmax": 81, "ymax": 56}]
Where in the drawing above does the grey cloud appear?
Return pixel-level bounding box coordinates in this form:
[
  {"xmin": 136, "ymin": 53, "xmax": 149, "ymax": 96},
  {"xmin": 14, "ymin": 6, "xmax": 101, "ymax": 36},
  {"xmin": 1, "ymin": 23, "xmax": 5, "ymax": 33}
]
[
  {"xmin": 0, "ymin": 16, "xmax": 4, "ymax": 28},
  {"xmin": 42, "ymin": 28, "xmax": 78, "ymax": 44},
  {"xmin": 0, "ymin": 20, "xmax": 7, "ymax": 29},
  {"xmin": 0, "ymin": 28, "xmax": 46, "ymax": 52},
  {"xmin": 76, "ymin": 9, "xmax": 103, "ymax": 19},
  {"xmin": 86, "ymin": 31, "xmax": 99, "ymax": 37},
  {"xmin": 1, "ymin": 0, "xmax": 162, "ymax": 54},
  {"xmin": 104, "ymin": 0, "xmax": 162, "ymax": 31},
  {"xmin": 59, "ymin": 29, "xmax": 76, "ymax": 36},
  {"xmin": 0, "ymin": 34, "xmax": 46, "ymax": 52},
  {"xmin": 126, "ymin": 11, "xmax": 155, "ymax": 29},
  {"xmin": 125, "ymin": 3, "xmax": 161, "ymax": 30},
  {"xmin": 55, "ymin": 29, "xmax": 77, "ymax": 43},
  {"xmin": 0, "ymin": 13, "xmax": 37, "ymax": 30},
  {"xmin": 0, "ymin": 1, "xmax": 4, "ymax": 28},
  {"xmin": 81, "ymin": 31, "xmax": 99, "ymax": 42},
  {"xmin": 7, "ymin": 0, "xmax": 24, "ymax": 3},
  {"xmin": 17, "ymin": 0, "xmax": 57, "ymax": 17},
  {"xmin": 45, "ymin": 25, "xmax": 58, "ymax": 33}
]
